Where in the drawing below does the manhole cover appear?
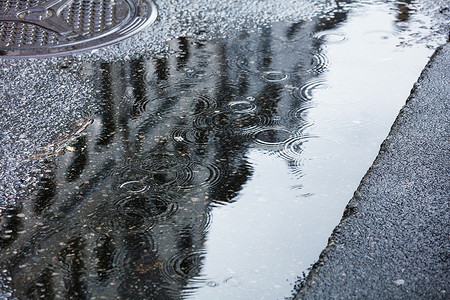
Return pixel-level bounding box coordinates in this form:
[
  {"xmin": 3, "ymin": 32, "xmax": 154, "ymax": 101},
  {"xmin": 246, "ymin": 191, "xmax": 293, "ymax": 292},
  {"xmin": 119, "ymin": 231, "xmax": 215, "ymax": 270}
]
[{"xmin": 0, "ymin": 0, "xmax": 157, "ymax": 58}]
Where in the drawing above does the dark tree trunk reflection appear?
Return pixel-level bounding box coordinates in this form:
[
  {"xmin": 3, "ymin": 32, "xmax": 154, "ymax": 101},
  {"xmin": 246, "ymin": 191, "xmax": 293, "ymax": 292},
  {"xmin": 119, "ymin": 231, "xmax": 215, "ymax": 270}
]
[{"xmin": 0, "ymin": 13, "xmax": 352, "ymax": 298}]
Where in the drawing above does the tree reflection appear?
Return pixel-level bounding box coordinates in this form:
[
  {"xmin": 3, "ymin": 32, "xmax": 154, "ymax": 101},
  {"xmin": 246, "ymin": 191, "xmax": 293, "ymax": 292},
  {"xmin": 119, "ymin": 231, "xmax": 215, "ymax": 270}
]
[
  {"xmin": 0, "ymin": 14, "xmax": 350, "ymax": 298},
  {"xmin": 396, "ymin": 0, "xmax": 413, "ymax": 22}
]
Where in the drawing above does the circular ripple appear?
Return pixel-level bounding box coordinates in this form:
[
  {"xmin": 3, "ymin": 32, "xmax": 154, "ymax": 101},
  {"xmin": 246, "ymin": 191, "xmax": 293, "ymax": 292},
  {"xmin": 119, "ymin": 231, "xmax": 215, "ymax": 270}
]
[
  {"xmin": 140, "ymin": 152, "xmax": 191, "ymax": 173},
  {"xmin": 151, "ymin": 171, "xmax": 180, "ymax": 186},
  {"xmin": 26, "ymin": 223, "xmax": 72, "ymax": 254},
  {"xmin": 111, "ymin": 165, "xmax": 152, "ymax": 194},
  {"xmin": 190, "ymin": 207, "xmax": 213, "ymax": 236},
  {"xmin": 87, "ymin": 192, "xmax": 178, "ymax": 233},
  {"xmin": 153, "ymin": 164, "xmax": 194, "ymax": 187},
  {"xmin": 133, "ymin": 95, "xmax": 178, "ymax": 116},
  {"xmin": 286, "ymin": 104, "xmax": 315, "ymax": 125},
  {"xmin": 171, "ymin": 206, "xmax": 213, "ymax": 236},
  {"xmin": 171, "ymin": 126, "xmax": 233, "ymax": 145},
  {"xmin": 307, "ymin": 51, "xmax": 330, "ymax": 74},
  {"xmin": 253, "ymin": 128, "xmax": 292, "ymax": 146},
  {"xmin": 162, "ymin": 250, "xmax": 206, "ymax": 285},
  {"xmin": 152, "ymin": 161, "xmax": 224, "ymax": 189},
  {"xmin": 223, "ymin": 273, "xmax": 274, "ymax": 292},
  {"xmin": 118, "ymin": 180, "xmax": 149, "ymax": 193},
  {"xmin": 194, "ymin": 208, "xmax": 213, "ymax": 234},
  {"xmin": 138, "ymin": 80, "xmax": 208, "ymax": 114},
  {"xmin": 211, "ymin": 112, "xmax": 274, "ymax": 133},
  {"xmin": 227, "ymin": 37, "xmax": 258, "ymax": 72},
  {"xmin": 231, "ymin": 34, "xmax": 255, "ymax": 53},
  {"xmin": 0, "ymin": 0, "xmax": 157, "ymax": 58},
  {"xmin": 364, "ymin": 31, "xmax": 398, "ymax": 43},
  {"xmin": 138, "ymin": 154, "xmax": 224, "ymax": 190},
  {"xmin": 191, "ymin": 95, "xmax": 218, "ymax": 115},
  {"xmin": 260, "ymin": 71, "xmax": 290, "ymax": 82},
  {"xmin": 170, "ymin": 81, "xmax": 201, "ymax": 91},
  {"xmin": 192, "ymin": 114, "xmax": 211, "ymax": 129},
  {"xmin": 290, "ymin": 80, "xmax": 328, "ymax": 101},
  {"xmin": 182, "ymin": 67, "xmax": 213, "ymax": 80},
  {"xmin": 278, "ymin": 136, "xmax": 308, "ymax": 162},
  {"xmin": 207, "ymin": 281, "xmax": 220, "ymax": 287},
  {"xmin": 116, "ymin": 194, "xmax": 178, "ymax": 221},
  {"xmin": 283, "ymin": 134, "xmax": 345, "ymax": 162},
  {"xmin": 313, "ymin": 32, "xmax": 348, "ymax": 44},
  {"xmin": 226, "ymin": 56, "xmax": 254, "ymax": 72},
  {"xmin": 88, "ymin": 207, "xmax": 155, "ymax": 234},
  {"xmin": 179, "ymin": 162, "xmax": 224, "ymax": 189},
  {"xmin": 228, "ymin": 101, "xmax": 257, "ymax": 114},
  {"xmin": 171, "ymin": 128, "xmax": 212, "ymax": 145},
  {"xmin": 109, "ymin": 232, "xmax": 157, "ymax": 276},
  {"xmin": 91, "ymin": 232, "xmax": 156, "ymax": 282}
]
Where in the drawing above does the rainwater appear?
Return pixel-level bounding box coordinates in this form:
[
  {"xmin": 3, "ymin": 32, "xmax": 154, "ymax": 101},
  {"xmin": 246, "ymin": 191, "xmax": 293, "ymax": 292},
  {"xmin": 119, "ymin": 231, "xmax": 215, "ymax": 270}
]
[{"xmin": 0, "ymin": 1, "xmax": 439, "ymax": 299}]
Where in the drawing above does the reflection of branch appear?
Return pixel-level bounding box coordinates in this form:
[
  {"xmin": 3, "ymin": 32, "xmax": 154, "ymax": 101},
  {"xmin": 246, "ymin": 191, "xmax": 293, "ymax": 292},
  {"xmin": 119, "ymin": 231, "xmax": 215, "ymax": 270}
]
[
  {"xmin": 3, "ymin": 18, "xmax": 339, "ymax": 298},
  {"xmin": 27, "ymin": 119, "xmax": 93, "ymax": 161},
  {"xmin": 59, "ymin": 237, "xmax": 87, "ymax": 299}
]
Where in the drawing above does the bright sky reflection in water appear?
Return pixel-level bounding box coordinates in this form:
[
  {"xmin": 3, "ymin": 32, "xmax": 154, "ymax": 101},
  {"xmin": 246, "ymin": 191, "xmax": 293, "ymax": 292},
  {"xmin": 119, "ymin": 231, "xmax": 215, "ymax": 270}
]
[
  {"xmin": 0, "ymin": 1, "xmax": 436, "ymax": 300},
  {"xmin": 192, "ymin": 3, "xmax": 432, "ymax": 300}
]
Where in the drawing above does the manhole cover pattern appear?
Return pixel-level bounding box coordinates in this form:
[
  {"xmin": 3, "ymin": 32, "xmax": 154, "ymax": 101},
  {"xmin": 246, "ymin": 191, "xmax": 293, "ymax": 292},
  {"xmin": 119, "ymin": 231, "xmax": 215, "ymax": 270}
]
[{"xmin": 0, "ymin": 0, "xmax": 156, "ymax": 57}]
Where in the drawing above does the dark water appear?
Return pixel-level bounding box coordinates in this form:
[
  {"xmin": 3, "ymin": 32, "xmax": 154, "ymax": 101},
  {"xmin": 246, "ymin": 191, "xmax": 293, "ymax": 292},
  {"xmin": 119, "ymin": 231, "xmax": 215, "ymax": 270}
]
[{"xmin": 0, "ymin": 2, "xmax": 434, "ymax": 299}]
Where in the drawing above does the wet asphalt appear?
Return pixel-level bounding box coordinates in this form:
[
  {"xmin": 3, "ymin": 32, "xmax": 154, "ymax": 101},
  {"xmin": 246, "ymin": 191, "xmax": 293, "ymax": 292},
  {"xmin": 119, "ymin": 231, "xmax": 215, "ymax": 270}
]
[
  {"xmin": 296, "ymin": 43, "xmax": 450, "ymax": 299},
  {"xmin": 0, "ymin": 0, "xmax": 449, "ymax": 298}
]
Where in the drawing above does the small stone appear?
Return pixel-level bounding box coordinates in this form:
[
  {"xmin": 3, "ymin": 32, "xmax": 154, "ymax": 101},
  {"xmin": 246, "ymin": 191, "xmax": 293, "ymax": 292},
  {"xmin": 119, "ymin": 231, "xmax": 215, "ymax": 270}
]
[{"xmin": 394, "ymin": 279, "xmax": 405, "ymax": 286}]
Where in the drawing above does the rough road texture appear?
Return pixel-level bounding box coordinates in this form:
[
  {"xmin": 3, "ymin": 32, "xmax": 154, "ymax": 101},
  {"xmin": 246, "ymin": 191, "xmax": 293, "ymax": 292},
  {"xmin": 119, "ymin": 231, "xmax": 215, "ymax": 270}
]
[{"xmin": 296, "ymin": 43, "xmax": 450, "ymax": 299}]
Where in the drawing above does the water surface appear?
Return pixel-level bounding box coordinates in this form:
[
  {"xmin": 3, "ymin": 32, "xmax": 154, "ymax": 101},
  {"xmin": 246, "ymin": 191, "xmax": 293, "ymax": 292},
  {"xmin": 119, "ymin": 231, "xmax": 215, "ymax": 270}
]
[{"xmin": 0, "ymin": 1, "xmax": 436, "ymax": 299}]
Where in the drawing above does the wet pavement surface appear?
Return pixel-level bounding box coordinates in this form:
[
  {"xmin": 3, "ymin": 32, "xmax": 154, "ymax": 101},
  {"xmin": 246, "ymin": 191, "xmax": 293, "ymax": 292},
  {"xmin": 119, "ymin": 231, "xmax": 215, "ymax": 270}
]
[{"xmin": 0, "ymin": 0, "xmax": 449, "ymax": 299}]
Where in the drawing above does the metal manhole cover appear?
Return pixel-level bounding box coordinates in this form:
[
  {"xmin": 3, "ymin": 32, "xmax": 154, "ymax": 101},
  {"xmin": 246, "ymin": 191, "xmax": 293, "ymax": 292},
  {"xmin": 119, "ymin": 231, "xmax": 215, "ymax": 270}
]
[{"xmin": 0, "ymin": 0, "xmax": 157, "ymax": 58}]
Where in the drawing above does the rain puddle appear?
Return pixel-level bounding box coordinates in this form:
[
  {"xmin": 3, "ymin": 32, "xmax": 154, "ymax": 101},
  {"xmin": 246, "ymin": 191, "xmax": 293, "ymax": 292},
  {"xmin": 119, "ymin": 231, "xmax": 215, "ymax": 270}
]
[{"xmin": 0, "ymin": 1, "xmax": 439, "ymax": 299}]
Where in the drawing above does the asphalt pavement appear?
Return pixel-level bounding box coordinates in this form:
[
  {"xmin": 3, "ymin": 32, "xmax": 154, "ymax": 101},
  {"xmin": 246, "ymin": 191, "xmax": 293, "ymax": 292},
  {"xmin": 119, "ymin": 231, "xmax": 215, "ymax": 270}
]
[{"xmin": 295, "ymin": 42, "xmax": 450, "ymax": 299}]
